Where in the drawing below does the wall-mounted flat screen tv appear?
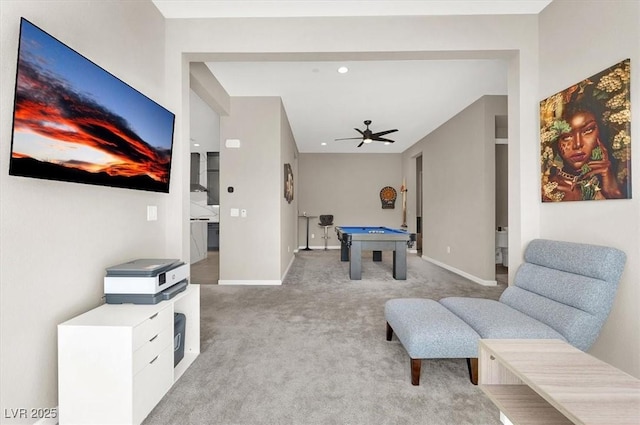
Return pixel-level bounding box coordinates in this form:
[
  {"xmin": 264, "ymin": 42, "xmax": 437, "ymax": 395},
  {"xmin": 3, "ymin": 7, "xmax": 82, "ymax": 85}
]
[{"xmin": 9, "ymin": 18, "xmax": 175, "ymax": 193}]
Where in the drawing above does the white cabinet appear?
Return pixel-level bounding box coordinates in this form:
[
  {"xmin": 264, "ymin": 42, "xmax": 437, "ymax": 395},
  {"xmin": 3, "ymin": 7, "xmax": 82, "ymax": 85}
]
[{"xmin": 58, "ymin": 284, "xmax": 200, "ymax": 425}]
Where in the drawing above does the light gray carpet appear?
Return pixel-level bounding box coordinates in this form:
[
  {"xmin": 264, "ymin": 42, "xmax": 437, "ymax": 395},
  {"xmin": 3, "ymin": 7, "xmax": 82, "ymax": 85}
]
[{"xmin": 144, "ymin": 250, "xmax": 507, "ymax": 425}]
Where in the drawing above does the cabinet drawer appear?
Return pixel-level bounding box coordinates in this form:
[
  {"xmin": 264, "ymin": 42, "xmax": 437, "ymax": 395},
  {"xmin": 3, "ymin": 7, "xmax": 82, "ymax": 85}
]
[
  {"xmin": 132, "ymin": 306, "xmax": 172, "ymax": 351},
  {"xmin": 133, "ymin": 327, "xmax": 173, "ymax": 376},
  {"xmin": 133, "ymin": 344, "xmax": 173, "ymax": 424}
]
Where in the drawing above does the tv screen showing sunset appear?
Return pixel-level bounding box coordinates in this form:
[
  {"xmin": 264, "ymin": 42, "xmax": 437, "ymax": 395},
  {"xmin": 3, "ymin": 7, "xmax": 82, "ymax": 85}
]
[{"xmin": 9, "ymin": 18, "xmax": 175, "ymax": 193}]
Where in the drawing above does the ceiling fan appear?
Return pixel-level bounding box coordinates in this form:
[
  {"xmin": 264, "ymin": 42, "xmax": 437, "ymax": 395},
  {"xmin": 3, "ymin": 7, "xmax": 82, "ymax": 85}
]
[{"xmin": 335, "ymin": 120, "xmax": 398, "ymax": 147}]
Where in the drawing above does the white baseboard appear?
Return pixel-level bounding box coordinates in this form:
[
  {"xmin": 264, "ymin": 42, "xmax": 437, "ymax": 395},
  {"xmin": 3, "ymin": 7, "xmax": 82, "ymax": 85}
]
[
  {"xmin": 298, "ymin": 245, "xmax": 340, "ymax": 250},
  {"xmin": 421, "ymin": 255, "xmax": 497, "ymax": 286},
  {"xmin": 218, "ymin": 280, "xmax": 282, "ymax": 285},
  {"xmin": 500, "ymin": 412, "xmax": 514, "ymax": 425},
  {"xmin": 282, "ymin": 255, "xmax": 296, "ymax": 280}
]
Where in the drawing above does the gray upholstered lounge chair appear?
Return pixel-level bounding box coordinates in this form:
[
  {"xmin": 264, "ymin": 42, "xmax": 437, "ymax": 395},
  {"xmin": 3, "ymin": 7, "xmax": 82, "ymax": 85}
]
[{"xmin": 385, "ymin": 239, "xmax": 626, "ymax": 385}]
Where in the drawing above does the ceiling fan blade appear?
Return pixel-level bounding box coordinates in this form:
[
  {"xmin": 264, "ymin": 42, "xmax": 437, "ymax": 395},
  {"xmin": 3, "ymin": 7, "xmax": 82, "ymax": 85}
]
[
  {"xmin": 371, "ymin": 129, "xmax": 398, "ymax": 137},
  {"xmin": 355, "ymin": 128, "xmax": 365, "ymax": 136},
  {"xmin": 372, "ymin": 137, "xmax": 395, "ymax": 143},
  {"xmin": 357, "ymin": 141, "xmax": 364, "ymax": 147},
  {"xmin": 335, "ymin": 137, "xmax": 364, "ymax": 141}
]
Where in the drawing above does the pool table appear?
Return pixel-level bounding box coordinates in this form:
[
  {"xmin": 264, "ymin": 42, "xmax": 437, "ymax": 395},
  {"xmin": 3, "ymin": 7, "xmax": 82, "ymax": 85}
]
[{"xmin": 335, "ymin": 226, "xmax": 416, "ymax": 280}]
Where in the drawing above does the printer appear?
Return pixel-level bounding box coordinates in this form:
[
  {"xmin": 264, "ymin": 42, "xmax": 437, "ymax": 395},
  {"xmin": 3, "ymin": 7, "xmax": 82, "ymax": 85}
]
[{"xmin": 104, "ymin": 258, "xmax": 189, "ymax": 304}]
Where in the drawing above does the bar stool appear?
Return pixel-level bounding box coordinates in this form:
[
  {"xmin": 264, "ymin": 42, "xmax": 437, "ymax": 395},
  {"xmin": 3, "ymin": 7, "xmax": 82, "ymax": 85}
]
[{"xmin": 318, "ymin": 215, "xmax": 334, "ymax": 250}]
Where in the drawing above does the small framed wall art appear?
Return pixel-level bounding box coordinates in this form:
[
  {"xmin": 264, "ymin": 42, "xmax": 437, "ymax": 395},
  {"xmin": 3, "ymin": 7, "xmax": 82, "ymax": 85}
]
[
  {"xmin": 284, "ymin": 163, "xmax": 294, "ymax": 203},
  {"xmin": 379, "ymin": 186, "xmax": 397, "ymax": 209}
]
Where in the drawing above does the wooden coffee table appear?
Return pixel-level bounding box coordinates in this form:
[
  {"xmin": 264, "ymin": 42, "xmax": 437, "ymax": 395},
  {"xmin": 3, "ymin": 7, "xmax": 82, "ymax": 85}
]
[{"xmin": 478, "ymin": 339, "xmax": 640, "ymax": 425}]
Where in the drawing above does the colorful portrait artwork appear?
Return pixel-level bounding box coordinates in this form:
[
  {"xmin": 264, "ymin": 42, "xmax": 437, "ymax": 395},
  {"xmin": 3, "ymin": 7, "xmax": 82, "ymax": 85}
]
[
  {"xmin": 540, "ymin": 59, "xmax": 631, "ymax": 202},
  {"xmin": 284, "ymin": 163, "xmax": 294, "ymax": 203}
]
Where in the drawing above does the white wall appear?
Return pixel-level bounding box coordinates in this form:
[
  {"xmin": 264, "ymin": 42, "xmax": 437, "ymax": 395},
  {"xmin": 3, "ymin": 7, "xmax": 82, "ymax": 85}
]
[
  {"xmin": 219, "ymin": 97, "xmax": 284, "ymax": 283},
  {"xmin": 297, "ymin": 153, "xmax": 403, "ymax": 248},
  {"xmin": 0, "ymin": 1, "xmax": 176, "ymax": 421},
  {"xmin": 280, "ymin": 105, "xmax": 299, "ymax": 274},
  {"xmin": 403, "ymin": 95, "xmax": 507, "ymax": 284},
  {"xmin": 539, "ymin": 0, "xmax": 640, "ymax": 377}
]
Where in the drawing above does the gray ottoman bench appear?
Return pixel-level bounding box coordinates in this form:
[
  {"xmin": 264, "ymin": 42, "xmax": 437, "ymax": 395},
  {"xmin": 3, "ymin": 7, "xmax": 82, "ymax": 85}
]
[{"xmin": 385, "ymin": 298, "xmax": 480, "ymax": 385}]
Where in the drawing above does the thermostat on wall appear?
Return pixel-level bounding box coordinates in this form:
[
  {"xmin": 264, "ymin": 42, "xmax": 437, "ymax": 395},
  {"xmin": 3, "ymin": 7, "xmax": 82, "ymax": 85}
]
[{"xmin": 225, "ymin": 139, "xmax": 241, "ymax": 148}]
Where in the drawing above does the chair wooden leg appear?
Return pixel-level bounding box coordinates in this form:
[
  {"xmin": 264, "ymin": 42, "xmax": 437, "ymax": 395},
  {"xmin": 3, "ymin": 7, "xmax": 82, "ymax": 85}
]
[
  {"xmin": 386, "ymin": 322, "xmax": 393, "ymax": 341},
  {"xmin": 411, "ymin": 358, "xmax": 421, "ymax": 386},
  {"xmin": 467, "ymin": 358, "xmax": 478, "ymax": 385}
]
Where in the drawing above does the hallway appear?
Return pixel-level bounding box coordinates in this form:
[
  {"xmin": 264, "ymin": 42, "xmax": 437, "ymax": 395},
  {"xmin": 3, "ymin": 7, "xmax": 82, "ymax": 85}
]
[{"xmin": 190, "ymin": 250, "xmax": 219, "ymax": 284}]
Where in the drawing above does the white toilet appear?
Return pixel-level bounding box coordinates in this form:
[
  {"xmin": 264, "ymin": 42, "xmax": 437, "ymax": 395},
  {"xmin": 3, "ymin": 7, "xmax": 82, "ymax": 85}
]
[{"xmin": 496, "ymin": 227, "xmax": 508, "ymax": 267}]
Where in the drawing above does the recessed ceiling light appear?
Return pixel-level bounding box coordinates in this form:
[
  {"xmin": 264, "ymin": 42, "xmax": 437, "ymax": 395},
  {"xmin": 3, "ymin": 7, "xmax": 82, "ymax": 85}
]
[
  {"xmin": 321, "ymin": 142, "xmax": 327, "ymax": 146},
  {"xmin": 337, "ymin": 66, "xmax": 349, "ymax": 74},
  {"xmin": 384, "ymin": 142, "xmax": 391, "ymax": 145},
  {"xmin": 194, "ymin": 143, "xmax": 200, "ymax": 147}
]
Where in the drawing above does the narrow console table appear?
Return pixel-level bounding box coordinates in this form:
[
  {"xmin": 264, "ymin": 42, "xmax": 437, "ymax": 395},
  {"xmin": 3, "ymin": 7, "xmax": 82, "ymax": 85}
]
[
  {"xmin": 58, "ymin": 284, "xmax": 200, "ymax": 425},
  {"xmin": 478, "ymin": 339, "xmax": 640, "ymax": 425}
]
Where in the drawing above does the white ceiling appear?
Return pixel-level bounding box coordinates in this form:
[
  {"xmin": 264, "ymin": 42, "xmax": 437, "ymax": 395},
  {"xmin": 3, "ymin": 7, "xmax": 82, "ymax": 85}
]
[
  {"xmin": 152, "ymin": 1, "xmax": 552, "ymax": 153},
  {"xmin": 205, "ymin": 59, "xmax": 509, "ymax": 153}
]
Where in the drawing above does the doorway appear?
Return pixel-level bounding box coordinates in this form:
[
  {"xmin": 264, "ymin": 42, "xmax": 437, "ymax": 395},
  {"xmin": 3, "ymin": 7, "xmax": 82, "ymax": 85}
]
[
  {"xmin": 495, "ymin": 116, "xmax": 508, "ymax": 285},
  {"xmin": 189, "ymin": 88, "xmax": 221, "ymax": 284},
  {"xmin": 415, "ymin": 154, "xmax": 423, "ymax": 255}
]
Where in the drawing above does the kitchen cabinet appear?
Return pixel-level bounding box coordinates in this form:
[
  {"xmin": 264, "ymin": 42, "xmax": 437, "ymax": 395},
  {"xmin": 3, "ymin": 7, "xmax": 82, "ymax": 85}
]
[{"xmin": 208, "ymin": 222, "xmax": 219, "ymax": 250}]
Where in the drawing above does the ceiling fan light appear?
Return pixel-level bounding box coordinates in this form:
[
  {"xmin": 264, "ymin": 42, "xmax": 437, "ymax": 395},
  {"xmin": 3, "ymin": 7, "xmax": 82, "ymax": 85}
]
[{"xmin": 363, "ymin": 138, "xmax": 373, "ymax": 144}]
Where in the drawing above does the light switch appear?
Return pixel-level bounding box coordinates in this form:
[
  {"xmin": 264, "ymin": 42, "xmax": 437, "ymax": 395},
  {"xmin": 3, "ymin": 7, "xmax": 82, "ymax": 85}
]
[
  {"xmin": 241, "ymin": 209, "xmax": 247, "ymax": 218},
  {"xmin": 147, "ymin": 205, "xmax": 158, "ymax": 221},
  {"xmin": 230, "ymin": 208, "xmax": 239, "ymax": 217},
  {"xmin": 225, "ymin": 139, "xmax": 241, "ymax": 148}
]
